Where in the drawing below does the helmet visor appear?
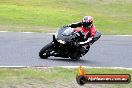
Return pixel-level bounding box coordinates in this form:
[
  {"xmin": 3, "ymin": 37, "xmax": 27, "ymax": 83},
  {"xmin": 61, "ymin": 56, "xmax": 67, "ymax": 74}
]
[{"xmin": 83, "ymin": 21, "xmax": 92, "ymax": 28}]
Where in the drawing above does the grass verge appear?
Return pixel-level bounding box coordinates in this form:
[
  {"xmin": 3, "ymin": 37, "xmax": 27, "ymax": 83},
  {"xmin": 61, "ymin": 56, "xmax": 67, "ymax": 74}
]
[
  {"xmin": 0, "ymin": 0, "xmax": 131, "ymax": 34},
  {"xmin": 0, "ymin": 67, "xmax": 131, "ymax": 88}
]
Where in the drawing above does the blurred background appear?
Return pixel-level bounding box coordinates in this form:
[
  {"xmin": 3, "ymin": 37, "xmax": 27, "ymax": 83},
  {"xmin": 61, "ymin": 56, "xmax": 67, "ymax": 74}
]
[{"xmin": 0, "ymin": 0, "xmax": 131, "ymax": 34}]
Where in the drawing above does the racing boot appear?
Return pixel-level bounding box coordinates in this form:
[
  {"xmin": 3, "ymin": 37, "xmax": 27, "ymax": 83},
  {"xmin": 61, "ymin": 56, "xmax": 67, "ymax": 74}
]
[{"xmin": 80, "ymin": 43, "xmax": 90, "ymax": 56}]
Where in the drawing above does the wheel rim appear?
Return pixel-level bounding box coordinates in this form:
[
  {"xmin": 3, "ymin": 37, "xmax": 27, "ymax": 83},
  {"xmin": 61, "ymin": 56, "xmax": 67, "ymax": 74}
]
[{"xmin": 43, "ymin": 53, "xmax": 47, "ymax": 56}]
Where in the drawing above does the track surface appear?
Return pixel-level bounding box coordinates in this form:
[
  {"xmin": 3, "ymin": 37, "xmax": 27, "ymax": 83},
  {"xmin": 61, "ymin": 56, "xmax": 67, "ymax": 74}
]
[{"xmin": 0, "ymin": 32, "xmax": 132, "ymax": 68}]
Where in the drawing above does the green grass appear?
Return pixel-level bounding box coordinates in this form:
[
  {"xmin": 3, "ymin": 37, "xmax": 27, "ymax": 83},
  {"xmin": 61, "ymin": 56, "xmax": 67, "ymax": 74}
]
[
  {"xmin": 0, "ymin": 67, "xmax": 131, "ymax": 88},
  {"xmin": 0, "ymin": 0, "xmax": 131, "ymax": 34},
  {"xmin": 0, "ymin": 67, "xmax": 76, "ymax": 88}
]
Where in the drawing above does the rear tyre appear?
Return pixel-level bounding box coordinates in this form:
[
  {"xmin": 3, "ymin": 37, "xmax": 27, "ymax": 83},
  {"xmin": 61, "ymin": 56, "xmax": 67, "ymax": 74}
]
[{"xmin": 39, "ymin": 42, "xmax": 53, "ymax": 59}]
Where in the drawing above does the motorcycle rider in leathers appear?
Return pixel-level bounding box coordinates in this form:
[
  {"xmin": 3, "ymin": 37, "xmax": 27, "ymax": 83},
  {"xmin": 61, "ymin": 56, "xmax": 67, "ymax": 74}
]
[{"xmin": 63, "ymin": 16, "xmax": 101, "ymax": 54}]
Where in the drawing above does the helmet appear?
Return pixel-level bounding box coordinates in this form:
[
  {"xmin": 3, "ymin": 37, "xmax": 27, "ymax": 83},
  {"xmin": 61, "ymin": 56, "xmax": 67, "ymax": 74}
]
[{"xmin": 82, "ymin": 16, "xmax": 94, "ymax": 29}]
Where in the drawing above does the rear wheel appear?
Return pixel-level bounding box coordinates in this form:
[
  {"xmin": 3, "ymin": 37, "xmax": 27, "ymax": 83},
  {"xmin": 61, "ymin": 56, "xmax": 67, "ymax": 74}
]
[{"xmin": 39, "ymin": 42, "xmax": 53, "ymax": 59}]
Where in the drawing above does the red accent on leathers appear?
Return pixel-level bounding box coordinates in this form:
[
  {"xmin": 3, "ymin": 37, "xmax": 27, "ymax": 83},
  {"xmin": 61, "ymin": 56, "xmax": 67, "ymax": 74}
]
[{"xmin": 75, "ymin": 25, "xmax": 96, "ymax": 38}]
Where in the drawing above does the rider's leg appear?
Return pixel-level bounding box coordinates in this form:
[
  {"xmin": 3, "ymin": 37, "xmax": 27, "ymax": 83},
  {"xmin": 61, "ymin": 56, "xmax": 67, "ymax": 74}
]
[
  {"xmin": 89, "ymin": 31, "xmax": 101, "ymax": 45},
  {"xmin": 80, "ymin": 31, "xmax": 101, "ymax": 55}
]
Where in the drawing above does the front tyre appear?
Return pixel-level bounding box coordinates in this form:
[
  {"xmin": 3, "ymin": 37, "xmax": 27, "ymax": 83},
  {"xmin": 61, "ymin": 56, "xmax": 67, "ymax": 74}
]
[{"xmin": 39, "ymin": 42, "xmax": 53, "ymax": 59}]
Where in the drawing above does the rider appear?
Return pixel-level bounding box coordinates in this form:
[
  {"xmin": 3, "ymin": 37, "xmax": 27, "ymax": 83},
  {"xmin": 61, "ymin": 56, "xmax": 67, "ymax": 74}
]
[{"xmin": 63, "ymin": 16, "xmax": 101, "ymax": 46}]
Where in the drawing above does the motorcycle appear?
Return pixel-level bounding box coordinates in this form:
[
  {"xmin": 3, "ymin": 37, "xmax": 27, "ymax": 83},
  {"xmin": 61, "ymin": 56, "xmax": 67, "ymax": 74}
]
[{"xmin": 39, "ymin": 27, "xmax": 90, "ymax": 60}]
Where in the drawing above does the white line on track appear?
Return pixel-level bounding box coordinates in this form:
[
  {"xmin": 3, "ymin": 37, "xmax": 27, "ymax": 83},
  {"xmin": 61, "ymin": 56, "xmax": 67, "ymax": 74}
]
[
  {"xmin": 61, "ymin": 66, "xmax": 132, "ymax": 70},
  {"xmin": 20, "ymin": 32, "xmax": 35, "ymax": 33},
  {"xmin": 48, "ymin": 33, "xmax": 56, "ymax": 35},
  {"xmin": 110, "ymin": 35, "xmax": 132, "ymax": 36},
  {"xmin": 0, "ymin": 66, "xmax": 132, "ymax": 70},
  {"xmin": 0, "ymin": 31, "xmax": 132, "ymax": 36},
  {"xmin": 0, "ymin": 31, "xmax": 9, "ymax": 32}
]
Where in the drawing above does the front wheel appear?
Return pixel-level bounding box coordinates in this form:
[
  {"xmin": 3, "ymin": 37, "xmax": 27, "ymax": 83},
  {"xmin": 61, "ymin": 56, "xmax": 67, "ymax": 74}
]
[{"xmin": 39, "ymin": 42, "xmax": 53, "ymax": 59}]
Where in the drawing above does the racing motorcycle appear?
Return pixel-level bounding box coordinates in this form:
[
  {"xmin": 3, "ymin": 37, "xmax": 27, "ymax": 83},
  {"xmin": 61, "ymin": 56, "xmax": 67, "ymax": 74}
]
[{"xmin": 39, "ymin": 27, "xmax": 90, "ymax": 60}]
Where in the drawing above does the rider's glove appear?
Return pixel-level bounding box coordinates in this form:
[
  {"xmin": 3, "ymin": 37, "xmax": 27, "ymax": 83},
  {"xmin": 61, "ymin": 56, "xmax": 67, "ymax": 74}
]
[
  {"xmin": 60, "ymin": 25, "xmax": 67, "ymax": 29},
  {"xmin": 63, "ymin": 25, "xmax": 68, "ymax": 28},
  {"xmin": 63, "ymin": 24, "xmax": 71, "ymax": 28},
  {"xmin": 78, "ymin": 31, "xmax": 86, "ymax": 40}
]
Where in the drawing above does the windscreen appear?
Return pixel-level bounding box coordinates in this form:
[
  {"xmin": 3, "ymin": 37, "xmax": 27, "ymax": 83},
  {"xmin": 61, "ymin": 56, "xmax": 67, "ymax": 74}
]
[
  {"xmin": 55, "ymin": 27, "xmax": 75, "ymax": 40},
  {"xmin": 62, "ymin": 27, "xmax": 74, "ymax": 36}
]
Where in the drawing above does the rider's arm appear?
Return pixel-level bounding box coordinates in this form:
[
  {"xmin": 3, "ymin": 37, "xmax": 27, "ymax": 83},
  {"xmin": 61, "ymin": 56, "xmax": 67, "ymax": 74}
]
[
  {"xmin": 90, "ymin": 25, "xmax": 96, "ymax": 38},
  {"xmin": 79, "ymin": 38, "xmax": 92, "ymax": 45},
  {"xmin": 80, "ymin": 25, "xmax": 96, "ymax": 45},
  {"xmin": 68, "ymin": 22, "xmax": 82, "ymax": 28}
]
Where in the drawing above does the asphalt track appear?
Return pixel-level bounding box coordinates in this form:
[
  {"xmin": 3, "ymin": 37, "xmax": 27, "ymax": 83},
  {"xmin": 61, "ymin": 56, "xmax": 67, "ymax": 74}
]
[{"xmin": 0, "ymin": 32, "xmax": 132, "ymax": 68}]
